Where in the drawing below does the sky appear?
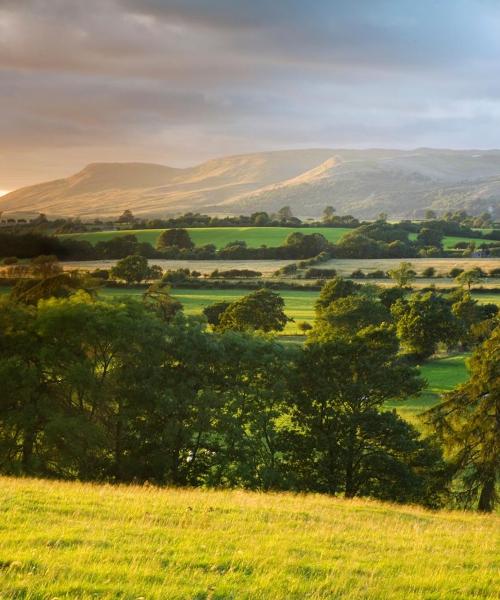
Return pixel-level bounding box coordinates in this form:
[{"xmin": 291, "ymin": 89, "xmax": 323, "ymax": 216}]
[{"xmin": 1, "ymin": 0, "xmax": 500, "ymax": 191}]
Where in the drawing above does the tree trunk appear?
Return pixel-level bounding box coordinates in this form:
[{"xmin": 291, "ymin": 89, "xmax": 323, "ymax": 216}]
[{"xmin": 477, "ymin": 476, "xmax": 495, "ymax": 512}]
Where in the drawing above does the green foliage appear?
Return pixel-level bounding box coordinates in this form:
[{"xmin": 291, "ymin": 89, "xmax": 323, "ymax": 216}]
[
  {"xmin": 218, "ymin": 289, "xmax": 291, "ymax": 333},
  {"xmin": 455, "ymin": 268, "xmax": 483, "ymax": 291},
  {"xmin": 110, "ymin": 254, "xmax": 151, "ymax": 283},
  {"xmin": 315, "ymin": 276, "xmax": 361, "ymax": 313},
  {"xmin": 143, "ymin": 282, "xmax": 183, "ymax": 322},
  {"xmin": 292, "ymin": 326, "xmax": 443, "ymax": 503},
  {"xmin": 426, "ymin": 324, "xmax": 500, "ymax": 512},
  {"xmin": 202, "ymin": 300, "xmax": 231, "ymax": 327},
  {"xmin": 311, "ymin": 295, "xmax": 390, "ymax": 339},
  {"xmin": 157, "ymin": 228, "xmax": 195, "ymax": 250},
  {"xmin": 388, "ymin": 261, "xmax": 416, "ymax": 288},
  {"xmin": 392, "ymin": 292, "xmax": 460, "ymax": 359}
]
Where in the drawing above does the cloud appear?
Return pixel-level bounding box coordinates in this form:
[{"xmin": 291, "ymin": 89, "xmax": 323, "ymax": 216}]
[{"xmin": 1, "ymin": 0, "xmax": 500, "ymax": 189}]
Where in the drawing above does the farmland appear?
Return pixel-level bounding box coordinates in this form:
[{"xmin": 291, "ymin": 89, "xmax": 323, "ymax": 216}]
[
  {"xmin": 0, "ymin": 477, "xmax": 498, "ymax": 600},
  {"xmin": 60, "ymin": 226, "xmax": 352, "ymax": 248},
  {"xmin": 60, "ymin": 226, "xmax": 492, "ymax": 250},
  {"xmin": 56, "ymin": 256, "xmax": 500, "ymax": 281}
]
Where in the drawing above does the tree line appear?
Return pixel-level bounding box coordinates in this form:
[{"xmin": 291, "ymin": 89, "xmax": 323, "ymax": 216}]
[{"xmin": 0, "ymin": 272, "xmax": 498, "ymax": 511}]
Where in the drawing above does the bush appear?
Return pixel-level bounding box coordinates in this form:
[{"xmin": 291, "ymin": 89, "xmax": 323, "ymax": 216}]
[
  {"xmin": 350, "ymin": 269, "xmax": 365, "ymax": 279},
  {"xmin": 449, "ymin": 268, "xmax": 464, "ymax": 278},
  {"xmin": 209, "ymin": 269, "xmax": 262, "ymax": 279},
  {"xmin": 304, "ymin": 268, "xmax": 337, "ymax": 279},
  {"xmin": 366, "ymin": 270, "xmax": 386, "ymax": 279},
  {"xmin": 421, "ymin": 267, "xmax": 436, "ymax": 278}
]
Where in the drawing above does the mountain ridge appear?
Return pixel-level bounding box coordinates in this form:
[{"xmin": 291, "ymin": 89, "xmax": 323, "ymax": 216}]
[{"xmin": 1, "ymin": 148, "xmax": 499, "ymax": 219}]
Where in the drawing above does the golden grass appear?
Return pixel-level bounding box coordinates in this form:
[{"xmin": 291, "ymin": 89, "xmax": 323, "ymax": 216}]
[{"xmin": 0, "ymin": 477, "xmax": 498, "ymax": 599}]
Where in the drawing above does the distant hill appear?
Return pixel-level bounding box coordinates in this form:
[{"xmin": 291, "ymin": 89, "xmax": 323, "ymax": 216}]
[{"xmin": 2, "ymin": 148, "xmax": 500, "ymax": 219}]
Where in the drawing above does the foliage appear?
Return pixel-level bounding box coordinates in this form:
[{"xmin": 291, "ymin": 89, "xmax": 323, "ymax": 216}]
[
  {"xmin": 388, "ymin": 261, "xmax": 416, "ymax": 288},
  {"xmin": 110, "ymin": 255, "xmax": 152, "ymax": 283},
  {"xmin": 425, "ymin": 324, "xmax": 499, "ymax": 512},
  {"xmin": 218, "ymin": 289, "xmax": 291, "ymax": 333},
  {"xmin": 392, "ymin": 292, "xmax": 460, "ymax": 359},
  {"xmin": 157, "ymin": 228, "xmax": 195, "ymax": 250}
]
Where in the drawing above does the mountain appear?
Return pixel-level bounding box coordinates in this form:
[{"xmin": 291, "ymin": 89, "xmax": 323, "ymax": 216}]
[{"xmin": 1, "ymin": 148, "xmax": 500, "ymax": 219}]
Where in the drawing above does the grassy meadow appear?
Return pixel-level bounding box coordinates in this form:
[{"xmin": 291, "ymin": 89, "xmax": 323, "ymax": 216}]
[
  {"xmin": 0, "ymin": 477, "xmax": 498, "ymax": 600},
  {"xmin": 60, "ymin": 226, "xmax": 491, "ymax": 250},
  {"xmin": 387, "ymin": 354, "xmax": 469, "ymax": 421},
  {"xmin": 60, "ymin": 226, "xmax": 352, "ymax": 249}
]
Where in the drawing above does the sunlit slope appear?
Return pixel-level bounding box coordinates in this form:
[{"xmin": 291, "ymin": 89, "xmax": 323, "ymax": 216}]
[
  {"xmin": 0, "ymin": 477, "xmax": 498, "ymax": 599},
  {"xmin": 2, "ymin": 148, "xmax": 500, "ymax": 219}
]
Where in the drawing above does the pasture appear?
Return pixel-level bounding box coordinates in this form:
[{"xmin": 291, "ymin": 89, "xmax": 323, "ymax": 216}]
[
  {"xmin": 0, "ymin": 477, "xmax": 498, "ymax": 600},
  {"xmin": 60, "ymin": 226, "xmax": 352, "ymax": 249},
  {"xmin": 60, "ymin": 226, "xmax": 493, "ymax": 250},
  {"xmin": 387, "ymin": 354, "xmax": 470, "ymax": 421}
]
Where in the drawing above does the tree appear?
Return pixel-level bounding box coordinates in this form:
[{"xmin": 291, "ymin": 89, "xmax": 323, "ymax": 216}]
[
  {"xmin": 417, "ymin": 228, "xmax": 443, "ymax": 250},
  {"xmin": 157, "ymin": 229, "xmax": 194, "ymax": 250},
  {"xmin": 110, "ymin": 255, "xmax": 151, "ymax": 284},
  {"xmin": 455, "ymin": 268, "xmax": 483, "ymax": 292},
  {"xmin": 285, "ymin": 232, "xmax": 329, "ymax": 258},
  {"xmin": 315, "ymin": 277, "xmax": 360, "ymax": 313},
  {"xmin": 311, "ymin": 295, "xmax": 390, "ymax": 339},
  {"xmin": 425, "ymin": 209, "xmax": 437, "ymax": 220},
  {"xmin": 117, "ymin": 209, "xmax": 135, "ymax": 224},
  {"xmin": 143, "ymin": 282, "xmax": 183, "ymax": 322},
  {"xmin": 292, "ymin": 325, "xmax": 443, "ymax": 502},
  {"xmin": 30, "ymin": 255, "xmax": 62, "ymax": 279},
  {"xmin": 10, "ymin": 271, "xmax": 100, "ymax": 305},
  {"xmin": 277, "ymin": 206, "xmax": 293, "ymax": 222},
  {"xmin": 388, "ymin": 262, "xmax": 416, "ymax": 288},
  {"xmin": 392, "ymin": 292, "xmax": 460, "ymax": 359},
  {"xmin": 426, "ymin": 325, "xmax": 499, "ymax": 511},
  {"xmin": 250, "ymin": 212, "xmax": 271, "ymax": 226},
  {"xmin": 218, "ymin": 289, "xmax": 291, "ymax": 333},
  {"xmin": 322, "ymin": 206, "xmax": 336, "ymax": 221},
  {"xmin": 203, "ymin": 301, "xmax": 231, "ymax": 327}
]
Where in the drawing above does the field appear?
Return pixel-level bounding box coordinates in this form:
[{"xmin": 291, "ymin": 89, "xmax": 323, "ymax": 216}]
[
  {"xmin": 60, "ymin": 226, "xmax": 493, "ymax": 250},
  {"xmin": 60, "ymin": 227, "xmax": 352, "ymax": 249},
  {"xmin": 56, "ymin": 256, "xmax": 500, "ymax": 280},
  {"xmin": 387, "ymin": 354, "xmax": 469, "ymax": 421},
  {"xmin": 0, "ymin": 477, "xmax": 498, "ymax": 600}
]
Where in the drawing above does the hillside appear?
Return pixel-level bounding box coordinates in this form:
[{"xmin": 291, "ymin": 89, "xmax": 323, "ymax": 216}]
[
  {"xmin": 0, "ymin": 477, "xmax": 498, "ymax": 599},
  {"xmin": 1, "ymin": 148, "xmax": 500, "ymax": 219}
]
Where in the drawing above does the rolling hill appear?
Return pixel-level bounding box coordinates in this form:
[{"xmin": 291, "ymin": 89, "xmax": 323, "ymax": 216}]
[
  {"xmin": 1, "ymin": 148, "xmax": 500, "ymax": 219},
  {"xmin": 1, "ymin": 476, "xmax": 498, "ymax": 599}
]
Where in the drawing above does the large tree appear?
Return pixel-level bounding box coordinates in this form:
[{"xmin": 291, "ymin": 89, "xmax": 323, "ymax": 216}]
[
  {"xmin": 157, "ymin": 228, "xmax": 194, "ymax": 250},
  {"xmin": 426, "ymin": 324, "xmax": 499, "ymax": 512},
  {"xmin": 292, "ymin": 326, "xmax": 442, "ymax": 503},
  {"xmin": 392, "ymin": 291, "xmax": 460, "ymax": 359},
  {"xmin": 110, "ymin": 255, "xmax": 151, "ymax": 284},
  {"xmin": 218, "ymin": 289, "xmax": 291, "ymax": 333}
]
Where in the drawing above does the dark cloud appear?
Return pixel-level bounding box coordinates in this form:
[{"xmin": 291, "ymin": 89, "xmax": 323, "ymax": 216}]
[{"xmin": 0, "ymin": 0, "xmax": 499, "ymax": 190}]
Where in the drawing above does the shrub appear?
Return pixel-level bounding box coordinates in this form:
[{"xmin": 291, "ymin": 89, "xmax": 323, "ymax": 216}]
[
  {"xmin": 421, "ymin": 267, "xmax": 436, "ymax": 278},
  {"xmin": 3, "ymin": 257, "xmax": 18, "ymax": 266}
]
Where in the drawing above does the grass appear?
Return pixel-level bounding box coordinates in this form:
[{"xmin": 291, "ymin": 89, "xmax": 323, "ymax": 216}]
[
  {"xmin": 387, "ymin": 354, "xmax": 470, "ymax": 421},
  {"xmin": 60, "ymin": 227, "xmax": 352, "ymax": 249},
  {"xmin": 102, "ymin": 287, "xmax": 317, "ymax": 334},
  {"xmin": 0, "ymin": 477, "xmax": 498, "ymax": 600},
  {"xmin": 60, "ymin": 226, "xmax": 492, "ymax": 251}
]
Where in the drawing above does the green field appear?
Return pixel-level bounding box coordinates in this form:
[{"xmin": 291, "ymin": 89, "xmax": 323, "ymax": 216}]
[
  {"xmin": 60, "ymin": 227, "xmax": 352, "ymax": 249},
  {"xmin": 0, "ymin": 477, "xmax": 497, "ymax": 600},
  {"xmin": 60, "ymin": 226, "xmax": 493, "ymax": 250},
  {"xmin": 387, "ymin": 354, "xmax": 469, "ymax": 421}
]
